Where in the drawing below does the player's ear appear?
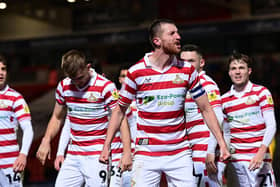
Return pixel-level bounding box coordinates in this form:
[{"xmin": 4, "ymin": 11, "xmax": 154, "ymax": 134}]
[{"xmin": 153, "ymin": 37, "xmax": 161, "ymax": 48}]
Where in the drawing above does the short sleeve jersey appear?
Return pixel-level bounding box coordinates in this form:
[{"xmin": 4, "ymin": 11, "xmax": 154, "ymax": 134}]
[
  {"xmin": 118, "ymin": 52, "xmax": 205, "ymax": 157},
  {"xmin": 0, "ymin": 85, "xmax": 31, "ymax": 168},
  {"xmin": 185, "ymin": 71, "xmax": 222, "ymax": 162},
  {"xmin": 222, "ymin": 81, "xmax": 273, "ymax": 162},
  {"xmin": 55, "ymin": 70, "xmax": 119, "ymax": 157}
]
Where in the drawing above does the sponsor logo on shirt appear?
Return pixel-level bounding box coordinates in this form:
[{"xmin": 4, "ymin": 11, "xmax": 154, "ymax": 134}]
[
  {"xmin": 138, "ymin": 138, "xmax": 149, "ymax": 145},
  {"xmin": 68, "ymin": 106, "xmax": 98, "ymax": 112},
  {"xmin": 267, "ymin": 95, "xmax": 273, "ymax": 105},
  {"xmin": 87, "ymin": 93, "xmax": 97, "ymax": 102},
  {"xmin": 207, "ymin": 91, "xmax": 217, "ymax": 102},
  {"xmin": 0, "ymin": 116, "xmax": 9, "ymax": 119},
  {"xmin": 143, "ymin": 96, "xmax": 155, "ymax": 104},
  {"xmin": 111, "ymin": 89, "xmax": 119, "ymax": 100},
  {"xmin": 172, "ymin": 74, "xmax": 184, "ymax": 84},
  {"xmin": 24, "ymin": 105, "xmax": 30, "ymax": 114}
]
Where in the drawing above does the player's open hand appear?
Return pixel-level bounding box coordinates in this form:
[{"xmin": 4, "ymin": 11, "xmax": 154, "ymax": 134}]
[
  {"xmin": 13, "ymin": 153, "xmax": 27, "ymax": 172},
  {"xmin": 36, "ymin": 138, "xmax": 51, "ymax": 165},
  {"xmin": 205, "ymin": 153, "xmax": 217, "ymax": 174},
  {"xmin": 248, "ymin": 151, "xmax": 265, "ymax": 171},
  {"xmin": 54, "ymin": 155, "xmax": 65, "ymax": 171}
]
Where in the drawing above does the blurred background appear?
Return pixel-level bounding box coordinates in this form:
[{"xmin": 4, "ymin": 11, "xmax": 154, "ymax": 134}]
[{"xmin": 0, "ymin": 0, "xmax": 279, "ymax": 186}]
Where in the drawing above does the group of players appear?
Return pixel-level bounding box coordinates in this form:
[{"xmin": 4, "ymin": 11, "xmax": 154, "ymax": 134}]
[{"xmin": 0, "ymin": 18, "xmax": 277, "ymax": 187}]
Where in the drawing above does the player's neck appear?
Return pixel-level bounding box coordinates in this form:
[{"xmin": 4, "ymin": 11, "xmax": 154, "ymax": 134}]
[{"xmin": 149, "ymin": 51, "xmax": 173, "ymax": 71}]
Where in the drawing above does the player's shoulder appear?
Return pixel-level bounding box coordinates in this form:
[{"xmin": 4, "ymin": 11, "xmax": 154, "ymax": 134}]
[{"xmin": 5, "ymin": 86, "xmax": 23, "ymax": 97}]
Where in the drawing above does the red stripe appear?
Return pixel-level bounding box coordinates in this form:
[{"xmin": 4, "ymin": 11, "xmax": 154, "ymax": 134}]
[
  {"xmin": 0, "ymin": 140, "xmax": 18, "ymax": 146},
  {"xmin": 14, "ymin": 105, "xmax": 24, "ymax": 112},
  {"xmin": 0, "ymin": 151, "xmax": 19, "ymax": 158},
  {"xmin": 136, "ymin": 136, "xmax": 188, "ymax": 145},
  {"xmin": 191, "ymin": 144, "xmax": 207, "ymax": 151},
  {"xmin": 67, "ymin": 151, "xmax": 101, "ymax": 155},
  {"xmin": 188, "ymin": 131, "xmax": 210, "ymax": 141},
  {"xmin": 119, "ymin": 96, "xmax": 132, "ymax": 106},
  {"xmin": 138, "ymin": 80, "xmax": 187, "ymax": 91},
  {"xmin": 231, "ymin": 124, "xmax": 265, "ymax": 133},
  {"xmin": 231, "ymin": 159, "xmax": 272, "ymax": 163},
  {"xmin": 17, "ymin": 114, "xmax": 31, "ymax": 121},
  {"xmin": 135, "ymin": 146, "xmax": 190, "ymax": 156},
  {"xmin": 0, "ymin": 106, "xmax": 12, "ymax": 111},
  {"xmin": 111, "ymin": 148, "xmax": 123, "ymax": 154},
  {"xmin": 65, "ymin": 96, "xmax": 102, "ymax": 103},
  {"xmin": 186, "ymin": 119, "xmax": 204, "ymax": 129},
  {"xmin": 231, "ymin": 136, "xmax": 263, "ymax": 144},
  {"xmin": 137, "ymin": 122, "xmax": 185, "ymax": 134},
  {"xmin": 71, "ymin": 128, "xmax": 107, "ymax": 136},
  {"xmin": 192, "ymin": 157, "xmax": 205, "ymax": 162},
  {"xmin": 0, "ymin": 128, "xmax": 15, "ymax": 134},
  {"xmin": 69, "ymin": 116, "xmax": 108, "ymax": 125},
  {"xmin": 0, "ymin": 164, "xmax": 14, "ymax": 168},
  {"xmin": 235, "ymin": 147, "xmax": 270, "ymax": 154},
  {"xmin": 71, "ymin": 137, "xmax": 121, "ymax": 146},
  {"xmin": 71, "ymin": 139, "xmax": 105, "ymax": 146},
  {"xmin": 224, "ymin": 102, "xmax": 259, "ymax": 113},
  {"xmin": 138, "ymin": 110, "xmax": 184, "ymax": 120}
]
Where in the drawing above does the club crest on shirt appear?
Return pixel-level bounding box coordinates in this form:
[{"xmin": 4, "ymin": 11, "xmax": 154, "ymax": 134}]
[
  {"xmin": 267, "ymin": 95, "xmax": 273, "ymax": 105},
  {"xmin": 23, "ymin": 105, "xmax": 30, "ymax": 114},
  {"xmin": 111, "ymin": 89, "xmax": 119, "ymax": 100},
  {"xmin": 0, "ymin": 101, "xmax": 7, "ymax": 109},
  {"xmin": 245, "ymin": 96, "xmax": 255, "ymax": 105},
  {"xmin": 87, "ymin": 93, "xmax": 97, "ymax": 102},
  {"xmin": 173, "ymin": 74, "xmax": 184, "ymax": 84},
  {"xmin": 207, "ymin": 91, "xmax": 217, "ymax": 102}
]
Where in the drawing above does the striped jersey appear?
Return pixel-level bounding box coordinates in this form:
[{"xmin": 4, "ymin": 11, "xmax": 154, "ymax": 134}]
[
  {"xmin": 222, "ymin": 81, "xmax": 273, "ymax": 162},
  {"xmin": 185, "ymin": 71, "xmax": 222, "ymax": 163},
  {"xmin": 0, "ymin": 85, "xmax": 31, "ymax": 168},
  {"xmin": 118, "ymin": 52, "xmax": 205, "ymax": 157},
  {"xmin": 55, "ymin": 70, "xmax": 121, "ymax": 159}
]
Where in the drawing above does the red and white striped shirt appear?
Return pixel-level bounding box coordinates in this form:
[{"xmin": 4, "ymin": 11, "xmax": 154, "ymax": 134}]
[
  {"xmin": 185, "ymin": 71, "xmax": 222, "ymax": 163},
  {"xmin": 222, "ymin": 81, "xmax": 273, "ymax": 162},
  {"xmin": 55, "ymin": 70, "xmax": 121, "ymax": 159},
  {"xmin": 0, "ymin": 85, "xmax": 31, "ymax": 168},
  {"xmin": 119, "ymin": 53, "xmax": 205, "ymax": 157}
]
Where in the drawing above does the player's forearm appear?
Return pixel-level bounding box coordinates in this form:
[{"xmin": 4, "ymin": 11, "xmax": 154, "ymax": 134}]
[
  {"xmin": 202, "ymin": 107, "xmax": 227, "ymax": 149},
  {"xmin": 43, "ymin": 117, "xmax": 63, "ymax": 143},
  {"xmin": 120, "ymin": 117, "xmax": 132, "ymax": 155},
  {"xmin": 104, "ymin": 105, "xmax": 126, "ymax": 148}
]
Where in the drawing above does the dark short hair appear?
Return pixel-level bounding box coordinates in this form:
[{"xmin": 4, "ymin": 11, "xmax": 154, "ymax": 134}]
[
  {"xmin": 0, "ymin": 54, "xmax": 7, "ymax": 66},
  {"xmin": 148, "ymin": 18, "xmax": 175, "ymax": 49},
  {"xmin": 179, "ymin": 44, "xmax": 203, "ymax": 58},
  {"xmin": 61, "ymin": 49, "xmax": 87, "ymax": 78},
  {"xmin": 228, "ymin": 51, "xmax": 252, "ymax": 68}
]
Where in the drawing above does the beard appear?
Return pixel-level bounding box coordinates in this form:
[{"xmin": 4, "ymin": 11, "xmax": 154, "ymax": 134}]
[{"xmin": 162, "ymin": 42, "xmax": 181, "ymax": 55}]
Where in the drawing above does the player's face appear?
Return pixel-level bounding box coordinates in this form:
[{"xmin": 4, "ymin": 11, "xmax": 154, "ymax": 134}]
[
  {"xmin": 159, "ymin": 23, "xmax": 181, "ymax": 55},
  {"xmin": 0, "ymin": 62, "xmax": 7, "ymax": 90},
  {"xmin": 228, "ymin": 60, "xmax": 251, "ymax": 90},
  {"xmin": 70, "ymin": 67, "xmax": 91, "ymax": 88},
  {"xmin": 119, "ymin": 69, "xmax": 127, "ymax": 85},
  {"xmin": 180, "ymin": 51, "xmax": 204, "ymax": 72}
]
